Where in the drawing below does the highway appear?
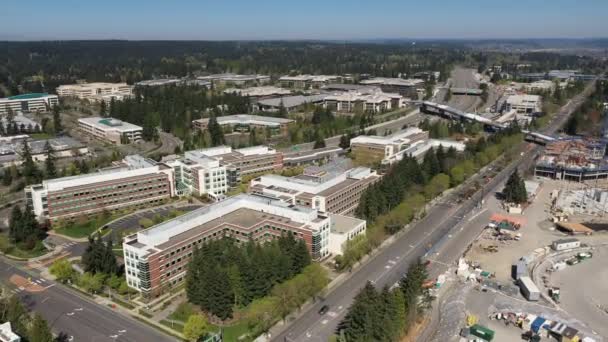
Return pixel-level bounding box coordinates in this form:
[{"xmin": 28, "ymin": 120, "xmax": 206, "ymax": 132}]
[
  {"xmin": 0, "ymin": 256, "xmax": 176, "ymax": 342},
  {"xmin": 445, "ymin": 67, "xmax": 481, "ymax": 112},
  {"xmin": 273, "ymin": 80, "xmax": 596, "ymax": 342}
]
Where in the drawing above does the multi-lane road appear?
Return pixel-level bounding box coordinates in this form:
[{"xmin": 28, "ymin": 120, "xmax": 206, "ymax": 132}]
[
  {"xmin": 273, "ymin": 80, "xmax": 597, "ymax": 342},
  {"xmin": 0, "ymin": 256, "xmax": 176, "ymax": 342}
]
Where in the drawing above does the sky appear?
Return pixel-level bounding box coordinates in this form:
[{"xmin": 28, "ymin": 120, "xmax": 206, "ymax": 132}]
[{"xmin": 3, "ymin": 0, "xmax": 608, "ymax": 40}]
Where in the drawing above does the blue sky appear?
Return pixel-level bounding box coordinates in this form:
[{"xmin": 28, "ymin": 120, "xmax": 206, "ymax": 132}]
[{"xmin": 3, "ymin": 0, "xmax": 607, "ymax": 40}]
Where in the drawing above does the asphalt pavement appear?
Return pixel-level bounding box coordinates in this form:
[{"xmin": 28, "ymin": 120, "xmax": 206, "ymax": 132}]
[{"xmin": 0, "ymin": 256, "xmax": 176, "ymax": 342}]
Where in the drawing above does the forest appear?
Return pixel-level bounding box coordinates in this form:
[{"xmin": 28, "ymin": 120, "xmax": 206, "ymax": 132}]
[
  {"xmin": 0, "ymin": 40, "xmax": 463, "ymax": 96},
  {"xmin": 185, "ymin": 234, "xmax": 312, "ymax": 321}
]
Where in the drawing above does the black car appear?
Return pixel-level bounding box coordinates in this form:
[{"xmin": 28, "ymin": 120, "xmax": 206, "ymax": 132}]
[{"xmin": 318, "ymin": 305, "xmax": 329, "ymax": 315}]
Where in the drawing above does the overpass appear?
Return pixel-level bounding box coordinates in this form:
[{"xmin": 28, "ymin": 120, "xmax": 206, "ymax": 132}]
[
  {"xmin": 450, "ymin": 87, "xmax": 483, "ymax": 95},
  {"xmin": 420, "ymin": 101, "xmax": 557, "ymax": 145}
]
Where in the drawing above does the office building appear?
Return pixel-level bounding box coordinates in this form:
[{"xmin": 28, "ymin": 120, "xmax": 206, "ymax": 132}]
[
  {"xmin": 328, "ymin": 213, "xmax": 366, "ymax": 255},
  {"xmin": 195, "ymin": 74, "xmax": 270, "ymax": 86},
  {"xmin": 135, "ymin": 79, "xmax": 182, "ymax": 87},
  {"xmin": 0, "ymin": 136, "xmax": 88, "ymax": 167},
  {"xmin": 123, "ymin": 194, "xmax": 332, "ymax": 297},
  {"xmin": 323, "ymin": 90, "xmax": 406, "ymax": 113},
  {"xmin": 56, "ymin": 82, "xmax": 133, "ymax": 102},
  {"xmin": 0, "ymin": 93, "xmax": 59, "ymax": 115},
  {"xmin": 279, "ymin": 75, "xmax": 342, "ymax": 89},
  {"xmin": 180, "ymin": 145, "xmax": 283, "ymax": 188},
  {"xmin": 0, "ymin": 114, "xmax": 41, "ymax": 133},
  {"xmin": 283, "ymin": 146, "xmax": 345, "ymax": 167},
  {"xmin": 350, "ymin": 127, "xmax": 429, "ymax": 164},
  {"xmin": 255, "ymin": 95, "xmax": 326, "ymax": 113},
  {"xmin": 78, "ymin": 117, "xmax": 143, "ymax": 145},
  {"xmin": 192, "ymin": 114, "xmax": 294, "ymax": 137},
  {"xmin": 164, "ymin": 150, "xmax": 229, "ymax": 199},
  {"xmin": 26, "ymin": 155, "xmax": 176, "ymax": 223},
  {"xmin": 223, "ymin": 86, "xmax": 291, "ymax": 99},
  {"xmin": 523, "ymin": 80, "xmax": 556, "ymax": 93},
  {"xmin": 359, "ymin": 78, "xmax": 425, "ymax": 97},
  {"xmin": 250, "ymin": 159, "xmax": 379, "ymax": 216}
]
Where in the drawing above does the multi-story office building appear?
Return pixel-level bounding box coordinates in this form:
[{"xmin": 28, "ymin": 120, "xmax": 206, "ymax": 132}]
[
  {"xmin": 0, "ymin": 93, "xmax": 59, "ymax": 115},
  {"xmin": 56, "ymin": 82, "xmax": 133, "ymax": 102},
  {"xmin": 328, "ymin": 213, "xmax": 366, "ymax": 256},
  {"xmin": 164, "ymin": 150, "xmax": 228, "ymax": 199},
  {"xmin": 255, "ymin": 95, "xmax": 326, "ymax": 113},
  {"xmin": 350, "ymin": 127, "xmax": 429, "ymax": 165},
  {"xmin": 123, "ymin": 194, "xmax": 333, "ymax": 297},
  {"xmin": 78, "ymin": 117, "xmax": 143, "ymax": 145},
  {"xmin": 26, "ymin": 155, "xmax": 175, "ymax": 223},
  {"xmin": 223, "ymin": 86, "xmax": 292, "ymax": 99},
  {"xmin": 195, "ymin": 74, "xmax": 270, "ymax": 87},
  {"xmin": 177, "ymin": 145, "xmax": 283, "ymax": 188},
  {"xmin": 279, "ymin": 75, "xmax": 342, "ymax": 89},
  {"xmin": 359, "ymin": 78, "xmax": 425, "ymax": 97},
  {"xmin": 323, "ymin": 90, "xmax": 406, "ymax": 113},
  {"xmin": 283, "ymin": 146, "xmax": 345, "ymax": 167},
  {"xmin": 249, "ymin": 159, "xmax": 379, "ymax": 216},
  {"xmin": 192, "ymin": 114, "xmax": 294, "ymax": 137}
]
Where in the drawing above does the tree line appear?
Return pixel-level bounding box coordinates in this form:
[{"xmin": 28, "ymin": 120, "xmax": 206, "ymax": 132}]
[
  {"xmin": 337, "ymin": 261, "xmax": 431, "ymax": 341},
  {"xmin": 0, "ymin": 41, "xmax": 460, "ymax": 97},
  {"xmin": 186, "ymin": 234, "xmax": 311, "ymax": 321},
  {"xmin": 9, "ymin": 204, "xmax": 46, "ymax": 251}
]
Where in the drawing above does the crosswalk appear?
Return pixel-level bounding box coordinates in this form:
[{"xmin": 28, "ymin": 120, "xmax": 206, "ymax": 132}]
[
  {"xmin": 9, "ymin": 278, "xmax": 49, "ymax": 294},
  {"xmin": 61, "ymin": 242, "xmax": 79, "ymax": 248}
]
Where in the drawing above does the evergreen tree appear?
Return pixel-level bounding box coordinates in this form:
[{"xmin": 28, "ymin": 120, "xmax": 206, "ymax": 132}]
[
  {"xmin": 44, "ymin": 141, "xmax": 57, "ymax": 179},
  {"xmin": 207, "ymin": 115, "xmax": 225, "ymax": 146},
  {"xmin": 99, "ymin": 100, "xmax": 107, "ymax": 117},
  {"xmin": 21, "ymin": 140, "xmax": 41, "ymax": 184},
  {"xmin": 502, "ymin": 170, "xmax": 527, "ymax": 204},
  {"xmin": 339, "ymin": 134, "xmax": 350, "ymax": 149},
  {"xmin": 52, "ymin": 105, "xmax": 62, "ymax": 133},
  {"xmin": 313, "ymin": 136, "xmax": 326, "ymax": 149},
  {"xmin": 8, "ymin": 206, "xmax": 23, "ymax": 243},
  {"xmin": 28, "ymin": 313, "xmax": 54, "ymax": 342}
]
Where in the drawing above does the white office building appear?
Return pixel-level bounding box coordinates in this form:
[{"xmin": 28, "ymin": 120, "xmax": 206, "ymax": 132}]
[
  {"xmin": 328, "ymin": 213, "xmax": 366, "ymax": 255},
  {"xmin": 165, "ymin": 150, "xmax": 229, "ymax": 199},
  {"xmin": 0, "ymin": 93, "xmax": 58, "ymax": 115},
  {"xmin": 78, "ymin": 117, "xmax": 143, "ymax": 145},
  {"xmin": 56, "ymin": 82, "xmax": 133, "ymax": 101}
]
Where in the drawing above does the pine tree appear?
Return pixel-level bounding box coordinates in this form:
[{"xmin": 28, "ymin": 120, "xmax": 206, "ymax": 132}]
[
  {"xmin": 99, "ymin": 100, "xmax": 107, "ymax": 117},
  {"xmin": 8, "ymin": 206, "xmax": 23, "ymax": 243},
  {"xmin": 21, "ymin": 140, "xmax": 41, "ymax": 184},
  {"xmin": 52, "ymin": 105, "xmax": 62, "ymax": 133},
  {"xmin": 28, "ymin": 313, "xmax": 54, "ymax": 342},
  {"xmin": 503, "ymin": 170, "xmax": 527, "ymax": 204},
  {"xmin": 44, "ymin": 141, "xmax": 57, "ymax": 179},
  {"xmin": 208, "ymin": 115, "xmax": 225, "ymax": 146},
  {"xmin": 339, "ymin": 134, "xmax": 350, "ymax": 149},
  {"xmin": 313, "ymin": 136, "xmax": 326, "ymax": 149}
]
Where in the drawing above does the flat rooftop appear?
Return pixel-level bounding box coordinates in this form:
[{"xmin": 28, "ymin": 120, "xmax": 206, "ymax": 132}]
[
  {"xmin": 79, "ymin": 117, "xmax": 142, "ymax": 132},
  {"xmin": 329, "ymin": 213, "xmax": 365, "ymax": 234},
  {"xmin": 157, "ymin": 207, "xmax": 306, "ymax": 249}
]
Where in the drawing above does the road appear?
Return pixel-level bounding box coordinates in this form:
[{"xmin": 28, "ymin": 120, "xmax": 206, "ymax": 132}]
[
  {"xmin": 0, "ymin": 256, "xmax": 176, "ymax": 342},
  {"xmin": 445, "ymin": 67, "xmax": 481, "ymax": 112},
  {"xmin": 273, "ymin": 80, "xmax": 596, "ymax": 342}
]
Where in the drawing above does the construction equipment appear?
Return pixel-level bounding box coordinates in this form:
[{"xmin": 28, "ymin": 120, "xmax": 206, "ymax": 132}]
[
  {"xmin": 549, "ymin": 287, "xmax": 561, "ymax": 303},
  {"xmin": 467, "ymin": 314, "xmax": 478, "ymax": 327}
]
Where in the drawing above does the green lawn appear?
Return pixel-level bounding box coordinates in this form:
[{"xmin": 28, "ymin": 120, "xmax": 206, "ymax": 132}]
[
  {"xmin": 54, "ymin": 213, "xmax": 118, "ymax": 239},
  {"xmin": 29, "ymin": 133, "xmax": 55, "ymax": 140},
  {"xmin": 160, "ymin": 319, "xmax": 184, "ymax": 333},
  {"xmin": 0, "ymin": 234, "xmax": 48, "ymax": 259},
  {"xmin": 213, "ymin": 321, "xmax": 251, "ymax": 342}
]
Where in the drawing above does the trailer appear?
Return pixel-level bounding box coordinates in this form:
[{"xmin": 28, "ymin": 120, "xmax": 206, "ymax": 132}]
[
  {"xmin": 469, "ymin": 324, "xmax": 495, "ymax": 341},
  {"xmin": 518, "ymin": 276, "xmax": 540, "ymax": 301}
]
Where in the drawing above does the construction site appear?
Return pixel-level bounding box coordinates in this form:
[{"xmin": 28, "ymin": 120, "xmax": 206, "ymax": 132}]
[{"xmin": 432, "ymin": 176, "xmax": 608, "ymax": 342}]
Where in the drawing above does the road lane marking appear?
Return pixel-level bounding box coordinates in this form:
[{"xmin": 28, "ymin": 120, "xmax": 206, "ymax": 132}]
[{"xmin": 41, "ymin": 297, "xmax": 50, "ymax": 304}]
